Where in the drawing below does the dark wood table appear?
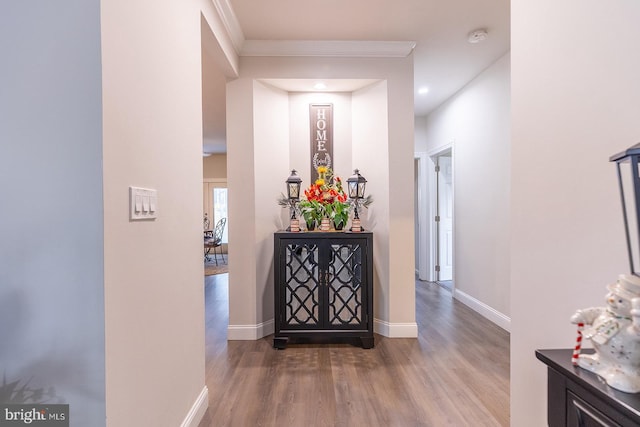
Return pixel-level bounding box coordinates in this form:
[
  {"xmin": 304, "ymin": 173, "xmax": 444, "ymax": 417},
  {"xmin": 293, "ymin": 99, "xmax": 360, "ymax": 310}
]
[{"xmin": 536, "ymin": 349, "xmax": 640, "ymax": 426}]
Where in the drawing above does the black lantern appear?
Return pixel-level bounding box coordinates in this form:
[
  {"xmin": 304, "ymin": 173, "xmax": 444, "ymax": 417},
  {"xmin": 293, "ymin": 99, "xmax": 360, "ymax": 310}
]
[
  {"xmin": 286, "ymin": 169, "xmax": 302, "ymax": 202},
  {"xmin": 285, "ymin": 170, "xmax": 302, "ymax": 232},
  {"xmin": 611, "ymin": 143, "xmax": 640, "ymax": 276},
  {"xmin": 347, "ymin": 169, "xmax": 367, "ymax": 231},
  {"xmin": 347, "ymin": 169, "xmax": 367, "ymax": 201}
]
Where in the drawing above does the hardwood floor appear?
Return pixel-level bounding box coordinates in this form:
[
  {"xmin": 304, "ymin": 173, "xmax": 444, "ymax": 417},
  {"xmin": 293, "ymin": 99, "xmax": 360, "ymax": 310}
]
[{"xmin": 198, "ymin": 275, "xmax": 509, "ymax": 426}]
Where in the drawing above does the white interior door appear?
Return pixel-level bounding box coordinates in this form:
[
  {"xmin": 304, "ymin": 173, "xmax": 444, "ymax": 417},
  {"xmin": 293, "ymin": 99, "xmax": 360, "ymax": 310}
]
[{"xmin": 437, "ymin": 156, "xmax": 453, "ymax": 281}]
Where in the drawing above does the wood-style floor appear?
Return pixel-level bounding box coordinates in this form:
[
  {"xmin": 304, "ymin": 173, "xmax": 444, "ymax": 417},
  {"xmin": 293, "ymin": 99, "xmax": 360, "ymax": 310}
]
[{"xmin": 198, "ymin": 276, "xmax": 509, "ymax": 426}]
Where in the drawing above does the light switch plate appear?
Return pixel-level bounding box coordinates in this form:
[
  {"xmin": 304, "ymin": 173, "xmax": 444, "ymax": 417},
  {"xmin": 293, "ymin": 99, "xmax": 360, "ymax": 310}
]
[{"xmin": 130, "ymin": 187, "xmax": 158, "ymax": 220}]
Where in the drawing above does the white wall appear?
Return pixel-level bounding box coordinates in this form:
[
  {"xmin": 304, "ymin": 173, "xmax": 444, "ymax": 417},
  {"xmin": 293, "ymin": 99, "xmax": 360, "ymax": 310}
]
[
  {"xmin": 226, "ymin": 80, "xmax": 290, "ymax": 338},
  {"xmin": 0, "ymin": 2, "xmax": 105, "ymax": 426},
  {"xmin": 252, "ymin": 82, "xmax": 291, "ymax": 328},
  {"xmin": 385, "ymin": 63, "xmax": 418, "ymax": 334},
  {"xmin": 423, "ymin": 53, "xmax": 511, "ymax": 326},
  {"xmin": 353, "ymin": 81, "xmax": 417, "ymax": 337},
  {"xmin": 203, "ymin": 154, "xmax": 228, "ymax": 179},
  {"xmin": 226, "ymin": 78, "xmax": 258, "ymax": 332},
  {"xmin": 414, "ymin": 116, "xmax": 428, "ymax": 152},
  {"xmin": 353, "ymin": 82, "xmax": 391, "ymax": 326},
  {"xmin": 227, "ymin": 55, "xmax": 416, "ymax": 337},
  {"xmin": 511, "ymin": 2, "xmax": 640, "ymax": 426},
  {"xmin": 101, "ymin": 0, "xmax": 207, "ymax": 425}
]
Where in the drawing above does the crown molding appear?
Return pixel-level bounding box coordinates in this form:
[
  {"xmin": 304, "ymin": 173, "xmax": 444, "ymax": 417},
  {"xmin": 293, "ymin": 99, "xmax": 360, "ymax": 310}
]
[
  {"xmin": 241, "ymin": 40, "xmax": 416, "ymax": 58},
  {"xmin": 209, "ymin": 1, "xmax": 415, "ymax": 58},
  {"xmin": 211, "ymin": 0, "xmax": 245, "ymax": 54}
]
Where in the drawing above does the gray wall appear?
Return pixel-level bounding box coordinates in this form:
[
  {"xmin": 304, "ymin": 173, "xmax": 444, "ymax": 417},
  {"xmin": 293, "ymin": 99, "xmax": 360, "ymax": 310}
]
[{"xmin": 0, "ymin": 2, "xmax": 105, "ymax": 426}]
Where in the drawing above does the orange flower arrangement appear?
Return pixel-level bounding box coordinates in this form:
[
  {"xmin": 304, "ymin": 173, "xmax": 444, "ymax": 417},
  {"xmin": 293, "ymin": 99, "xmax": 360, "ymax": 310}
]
[
  {"xmin": 304, "ymin": 166, "xmax": 348, "ymax": 205},
  {"xmin": 299, "ymin": 166, "xmax": 349, "ymax": 230}
]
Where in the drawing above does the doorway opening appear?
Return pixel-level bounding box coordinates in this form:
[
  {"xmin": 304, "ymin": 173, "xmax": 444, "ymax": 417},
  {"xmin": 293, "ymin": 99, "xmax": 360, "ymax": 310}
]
[
  {"xmin": 204, "ymin": 179, "xmax": 228, "ymax": 264},
  {"xmin": 429, "ymin": 147, "xmax": 454, "ymax": 292}
]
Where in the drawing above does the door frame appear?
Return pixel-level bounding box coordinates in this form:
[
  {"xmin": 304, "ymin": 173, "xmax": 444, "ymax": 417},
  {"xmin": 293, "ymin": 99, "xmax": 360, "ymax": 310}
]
[
  {"xmin": 427, "ymin": 143, "xmax": 454, "ymax": 288},
  {"xmin": 414, "ymin": 153, "xmax": 429, "ymax": 280}
]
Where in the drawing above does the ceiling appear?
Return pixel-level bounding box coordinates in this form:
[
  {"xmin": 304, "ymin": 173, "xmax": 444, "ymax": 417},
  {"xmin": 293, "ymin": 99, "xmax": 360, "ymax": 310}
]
[{"xmin": 202, "ymin": 0, "xmax": 510, "ymax": 154}]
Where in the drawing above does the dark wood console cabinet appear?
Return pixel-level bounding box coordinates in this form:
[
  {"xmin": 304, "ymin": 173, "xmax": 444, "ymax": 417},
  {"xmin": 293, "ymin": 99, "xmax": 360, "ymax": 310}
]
[
  {"xmin": 536, "ymin": 349, "xmax": 640, "ymax": 426},
  {"xmin": 273, "ymin": 231, "xmax": 374, "ymax": 349}
]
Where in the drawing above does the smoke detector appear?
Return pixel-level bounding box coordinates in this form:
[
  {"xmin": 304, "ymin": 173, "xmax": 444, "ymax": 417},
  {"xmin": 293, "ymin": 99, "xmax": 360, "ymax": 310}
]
[{"xmin": 467, "ymin": 29, "xmax": 488, "ymax": 44}]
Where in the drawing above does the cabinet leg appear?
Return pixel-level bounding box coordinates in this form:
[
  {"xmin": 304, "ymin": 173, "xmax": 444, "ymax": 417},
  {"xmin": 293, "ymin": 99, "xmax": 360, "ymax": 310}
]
[
  {"xmin": 273, "ymin": 337, "xmax": 288, "ymax": 350},
  {"xmin": 360, "ymin": 336, "xmax": 374, "ymax": 349}
]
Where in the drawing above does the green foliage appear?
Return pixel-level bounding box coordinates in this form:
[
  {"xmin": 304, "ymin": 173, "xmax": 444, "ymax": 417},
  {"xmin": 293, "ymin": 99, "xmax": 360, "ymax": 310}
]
[
  {"xmin": 299, "ymin": 199, "xmax": 324, "ymax": 227},
  {"xmin": 327, "ymin": 201, "xmax": 349, "ymax": 229}
]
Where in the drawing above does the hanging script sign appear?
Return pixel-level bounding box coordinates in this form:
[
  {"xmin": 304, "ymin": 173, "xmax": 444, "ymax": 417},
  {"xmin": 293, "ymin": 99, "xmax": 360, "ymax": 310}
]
[{"xmin": 309, "ymin": 104, "xmax": 333, "ymax": 183}]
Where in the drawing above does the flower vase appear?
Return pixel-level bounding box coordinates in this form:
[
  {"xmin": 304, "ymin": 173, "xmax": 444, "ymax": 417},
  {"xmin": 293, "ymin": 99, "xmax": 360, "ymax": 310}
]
[
  {"xmin": 306, "ymin": 220, "xmax": 315, "ymax": 231},
  {"xmin": 320, "ymin": 218, "xmax": 331, "ymax": 231}
]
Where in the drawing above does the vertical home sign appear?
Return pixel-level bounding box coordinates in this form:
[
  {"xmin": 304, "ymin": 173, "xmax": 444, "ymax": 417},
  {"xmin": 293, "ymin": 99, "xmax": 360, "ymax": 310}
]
[{"xmin": 309, "ymin": 104, "xmax": 333, "ymax": 183}]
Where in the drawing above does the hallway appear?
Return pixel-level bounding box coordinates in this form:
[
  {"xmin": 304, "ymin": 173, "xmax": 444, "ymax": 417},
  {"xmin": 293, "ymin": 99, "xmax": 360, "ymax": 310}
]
[{"xmin": 199, "ymin": 276, "xmax": 509, "ymax": 426}]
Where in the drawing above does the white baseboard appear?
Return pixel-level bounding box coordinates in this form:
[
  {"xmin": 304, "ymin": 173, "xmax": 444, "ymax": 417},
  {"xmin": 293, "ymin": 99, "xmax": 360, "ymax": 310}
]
[
  {"xmin": 227, "ymin": 319, "xmax": 274, "ymax": 340},
  {"xmin": 180, "ymin": 386, "xmax": 208, "ymax": 427},
  {"xmin": 374, "ymin": 318, "xmax": 418, "ymax": 338},
  {"xmin": 454, "ymin": 289, "xmax": 511, "ymax": 332},
  {"xmin": 228, "ymin": 318, "xmax": 420, "ymax": 339}
]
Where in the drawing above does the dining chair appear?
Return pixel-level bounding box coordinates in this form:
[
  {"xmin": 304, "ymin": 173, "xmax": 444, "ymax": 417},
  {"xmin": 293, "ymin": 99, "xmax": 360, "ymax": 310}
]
[{"xmin": 204, "ymin": 217, "xmax": 226, "ymax": 265}]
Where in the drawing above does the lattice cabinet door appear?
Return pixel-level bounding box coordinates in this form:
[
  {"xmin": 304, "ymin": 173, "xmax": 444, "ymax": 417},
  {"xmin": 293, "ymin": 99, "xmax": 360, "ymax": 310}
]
[
  {"xmin": 327, "ymin": 241, "xmax": 367, "ymax": 329},
  {"xmin": 280, "ymin": 241, "xmax": 322, "ymax": 329}
]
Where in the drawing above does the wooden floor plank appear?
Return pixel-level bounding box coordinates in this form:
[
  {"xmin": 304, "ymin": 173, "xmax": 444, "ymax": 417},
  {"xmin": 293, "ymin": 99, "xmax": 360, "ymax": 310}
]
[{"xmin": 198, "ymin": 277, "xmax": 510, "ymax": 426}]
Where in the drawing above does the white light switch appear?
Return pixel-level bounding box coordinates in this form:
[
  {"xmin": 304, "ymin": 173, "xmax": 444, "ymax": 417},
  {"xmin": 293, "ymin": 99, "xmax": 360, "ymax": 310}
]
[{"xmin": 130, "ymin": 187, "xmax": 158, "ymax": 220}]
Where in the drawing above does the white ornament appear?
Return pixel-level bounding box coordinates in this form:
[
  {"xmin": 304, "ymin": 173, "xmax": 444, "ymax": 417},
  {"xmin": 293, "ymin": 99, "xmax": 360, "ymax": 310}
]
[{"xmin": 571, "ymin": 274, "xmax": 640, "ymax": 393}]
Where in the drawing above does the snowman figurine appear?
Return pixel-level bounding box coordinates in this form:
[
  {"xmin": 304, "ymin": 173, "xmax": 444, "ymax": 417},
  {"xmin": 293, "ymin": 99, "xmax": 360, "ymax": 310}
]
[{"xmin": 570, "ymin": 274, "xmax": 640, "ymax": 392}]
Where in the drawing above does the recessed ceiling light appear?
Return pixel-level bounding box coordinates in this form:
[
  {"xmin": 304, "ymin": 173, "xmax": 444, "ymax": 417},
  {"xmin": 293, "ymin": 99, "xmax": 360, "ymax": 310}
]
[
  {"xmin": 468, "ymin": 29, "xmax": 488, "ymax": 44},
  {"xmin": 314, "ymin": 82, "xmax": 327, "ymax": 90},
  {"xmin": 418, "ymin": 87, "xmax": 429, "ymax": 95}
]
